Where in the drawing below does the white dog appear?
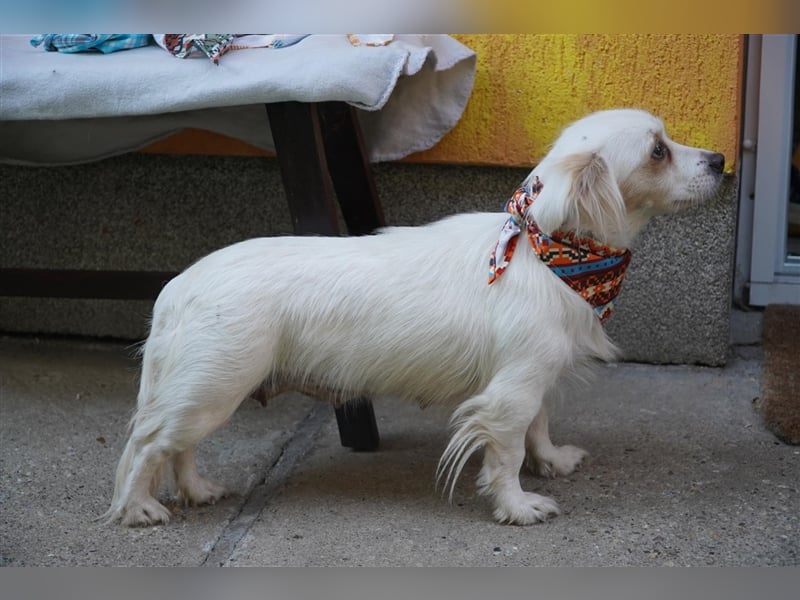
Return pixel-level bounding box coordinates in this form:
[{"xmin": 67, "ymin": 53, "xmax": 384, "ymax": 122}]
[{"xmin": 104, "ymin": 109, "xmax": 724, "ymax": 526}]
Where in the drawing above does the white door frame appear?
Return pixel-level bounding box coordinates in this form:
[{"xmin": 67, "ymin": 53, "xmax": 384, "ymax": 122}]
[{"xmin": 737, "ymin": 34, "xmax": 800, "ymax": 306}]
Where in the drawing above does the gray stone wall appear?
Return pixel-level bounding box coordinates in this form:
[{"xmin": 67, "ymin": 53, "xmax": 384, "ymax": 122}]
[{"xmin": 0, "ymin": 154, "xmax": 737, "ymax": 365}]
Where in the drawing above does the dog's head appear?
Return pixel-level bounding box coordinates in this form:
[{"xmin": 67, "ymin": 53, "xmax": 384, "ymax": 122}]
[{"xmin": 526, "ymin": 108, "xmax": 725, "ymax": 248}]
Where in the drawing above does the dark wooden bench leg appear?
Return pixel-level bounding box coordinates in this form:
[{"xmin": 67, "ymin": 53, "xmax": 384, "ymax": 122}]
[
  {"xmin": 265, "ymin": 101, "xmax": 340, "ymax": 235},
  {"xmin": 317, "ymin": 102, "xmax": 385, "ymax": 235},
  {"xmin": 334, "ymin": 399, "xmax": 381, "ymax": 451},
  {"xmin": 266, "ymin": 101, "xmax": 381, "ymax": 451}
]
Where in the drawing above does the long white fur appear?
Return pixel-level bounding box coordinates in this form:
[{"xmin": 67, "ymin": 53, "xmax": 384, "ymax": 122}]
[{"xmin": 103, "ymin": 109, "xmax": 724, "ymax": 526}]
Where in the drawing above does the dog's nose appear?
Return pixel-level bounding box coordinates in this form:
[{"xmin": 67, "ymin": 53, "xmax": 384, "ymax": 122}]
[{"xmin": 705, "ymin": 152, "xmax": 725, "ymax": 174}]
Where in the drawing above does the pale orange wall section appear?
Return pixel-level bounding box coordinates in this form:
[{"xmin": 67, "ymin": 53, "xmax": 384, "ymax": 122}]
[
  {"xmin": 142, "ymin": 35, "xmax": 743, "ymax": 171},
  {"xmin": 411, "ymin": 34, "xmax": 743, "ymax": 169}
]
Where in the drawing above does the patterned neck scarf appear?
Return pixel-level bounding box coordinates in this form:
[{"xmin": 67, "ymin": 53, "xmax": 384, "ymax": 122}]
[{"xmin": 488, "ymin": 176, "xmax": 632, "ymax": 322}]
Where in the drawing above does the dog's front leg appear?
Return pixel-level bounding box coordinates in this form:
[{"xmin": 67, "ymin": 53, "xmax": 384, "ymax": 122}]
[
  {"xmin": 524, "ymin": 405, "xmax": 588, "ymax": 478},
  {"xmin": 440, "ymin": 376, "xmax": 560, "ymax": 525},
  {"xmin": 479, "ymin": 423, "xmax": 560, "ymax": 525}
]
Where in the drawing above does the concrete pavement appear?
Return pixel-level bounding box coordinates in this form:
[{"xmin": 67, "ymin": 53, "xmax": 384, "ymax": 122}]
[{"xmin": 1, "ymin": 335, "xmax": 797, "ymax": 566}]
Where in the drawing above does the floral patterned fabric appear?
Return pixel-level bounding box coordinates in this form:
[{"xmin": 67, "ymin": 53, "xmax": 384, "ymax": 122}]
[{"xmin": 155, "ymin": 34, "xmax": 310, "ymax": 64}]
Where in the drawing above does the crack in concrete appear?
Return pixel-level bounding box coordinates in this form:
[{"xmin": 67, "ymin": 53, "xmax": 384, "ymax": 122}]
[{"xmin": 200, "ymin": 404, "xmax": 331, "ymax": 566}]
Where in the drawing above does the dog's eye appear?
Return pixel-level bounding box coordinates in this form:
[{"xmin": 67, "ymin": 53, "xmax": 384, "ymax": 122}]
[{"xmin": 652, "ymin": 141, "xmax": 669, "ymax": 160}]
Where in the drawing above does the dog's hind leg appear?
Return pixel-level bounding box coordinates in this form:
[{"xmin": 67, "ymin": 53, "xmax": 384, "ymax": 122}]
[
  {"xmin": 524, "ymin": 406, "xmax": 588, "ymax": 478},
  {"xmin": 103, "ymin": 420, "xmax": 174, "ymax": 527},
  {"xmin": 439, "ymin": 374, "xmax": 561, "ymax": 525},
  {"xmin": 173, "ymin": 446, "xmax": 227, "ymax": 507},
  {"xmin": 109, "ymin": 388, "xmax": 246, "ymax": 526},
  {"xmin": 106, "ymin": 364, "xmax": 260, "ymax": 526}
]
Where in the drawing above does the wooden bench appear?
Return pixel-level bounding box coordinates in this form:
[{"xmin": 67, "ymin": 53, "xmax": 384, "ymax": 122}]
[{"xmin": 0, "ymin": 100, "xmax": 383, "ymax": 451}]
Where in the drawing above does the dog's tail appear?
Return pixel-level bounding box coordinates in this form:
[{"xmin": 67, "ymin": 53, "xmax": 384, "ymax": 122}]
[
  {"xmin": 97, "ymin": 433, "xmax": 138, "ymax": 524},
  {"xmin": 97, "ymin": 408, "xmax": 170, "ymax": 525},
  {"xmin": 97, "ymin": 338, "xmax": 170, "ymax": 525}
]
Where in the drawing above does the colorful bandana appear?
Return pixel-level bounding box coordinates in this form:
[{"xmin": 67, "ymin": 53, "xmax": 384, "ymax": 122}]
[{"xmin": 488, "ymin": 176, "xmax": 632, "ymax": 322}]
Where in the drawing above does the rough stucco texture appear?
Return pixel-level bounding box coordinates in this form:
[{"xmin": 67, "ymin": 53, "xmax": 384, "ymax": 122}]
[
  {"xmin": 604, "ymin": 176, "xmax": 738, "ymax": 366},
  {"xmin": 413, "ymin": 34, "xmax": 742, "ymax": 169}
]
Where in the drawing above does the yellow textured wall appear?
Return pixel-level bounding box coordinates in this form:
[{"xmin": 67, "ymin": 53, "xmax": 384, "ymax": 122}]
[{"xmin": 412, "ymin": 34, "xmax": 743, "ymax": 171}]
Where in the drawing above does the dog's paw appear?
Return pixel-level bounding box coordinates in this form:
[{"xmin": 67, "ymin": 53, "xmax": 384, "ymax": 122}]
[
  {"xmin": 527, "ymin": 445, "xmax": 588, "ymax": 478},
  {"xmin": 493, "ymin": 491, "xmax": 560, "ymax": 525},
  {"xmin": 119, "ymin": 497, "xmax": 172, "ymax": 527},
  {"xmin": 177, "ymin": 477, "xmax": 227, "ymax": 507}
]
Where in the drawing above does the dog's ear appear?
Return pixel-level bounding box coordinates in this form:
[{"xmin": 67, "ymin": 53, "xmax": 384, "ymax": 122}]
[{"xmin": 528, "ymin": 152, "xmax": 628, "ymax": 247}]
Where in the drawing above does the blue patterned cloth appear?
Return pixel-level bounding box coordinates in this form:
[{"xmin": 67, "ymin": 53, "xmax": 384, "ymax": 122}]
[{"xmin": 30, "ymin": 34, "xmax": 152, "ymax": 54}]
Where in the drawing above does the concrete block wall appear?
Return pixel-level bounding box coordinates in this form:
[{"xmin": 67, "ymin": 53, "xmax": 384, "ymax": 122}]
[{"xmin": 0, "ymin": 154, "xmax": 737, "ymax": 365}]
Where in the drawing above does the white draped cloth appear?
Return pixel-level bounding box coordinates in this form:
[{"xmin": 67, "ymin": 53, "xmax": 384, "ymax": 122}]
[{"xmin": 0, "ymin": 34, "xmax": 476, "ymax": 165}]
